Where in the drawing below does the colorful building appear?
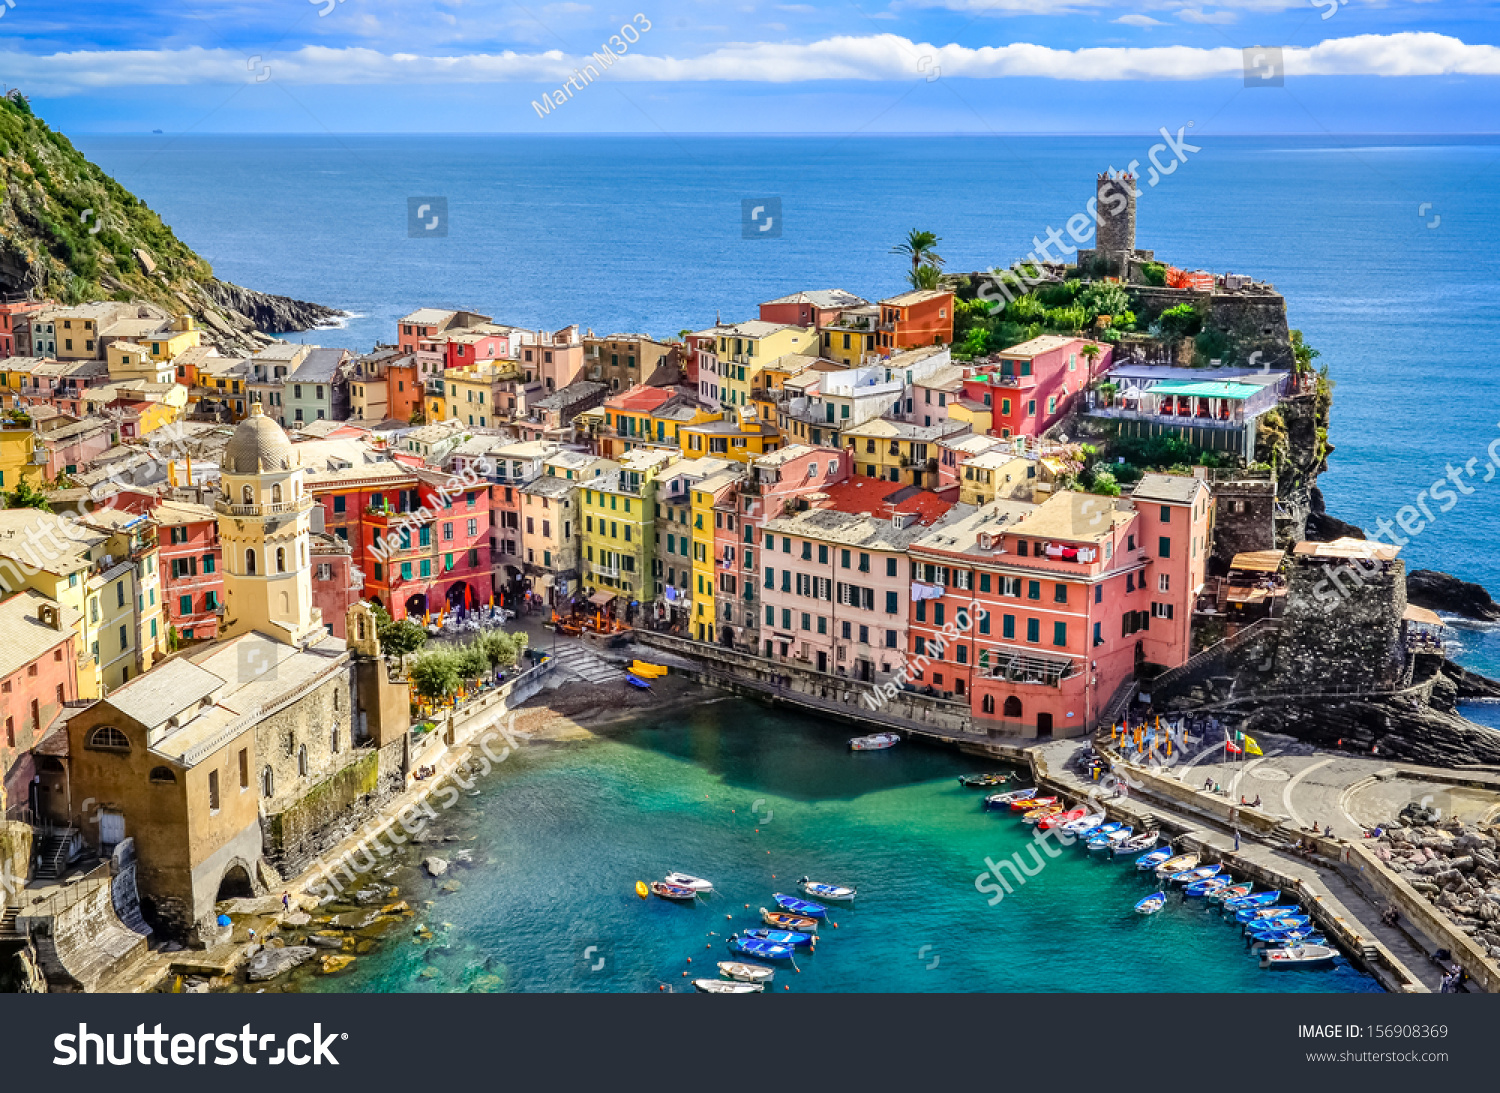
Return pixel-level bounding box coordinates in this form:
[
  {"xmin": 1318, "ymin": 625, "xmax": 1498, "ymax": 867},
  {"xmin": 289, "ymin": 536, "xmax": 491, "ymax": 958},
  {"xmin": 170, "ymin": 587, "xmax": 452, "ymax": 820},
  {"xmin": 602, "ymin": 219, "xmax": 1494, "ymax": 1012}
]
[
  {"xmin": 0, "ymin": 591, "xmax": 81, "ymax": 813},
  {"xmin": 877, "ymin": 289, "xmax": 954, "ymax": 351},
  {"xmin": 579, "ymin": 449, "xmax": 673, "ymax": 610},
  {"xmin": 841, "ymin": 417, "xmax": 969, "ymax": 491},
  {"xmin": 152, "ymin": 499, "xmax": 224, "ymax": 643},
  {"xmin": 964, "ymin": 336, "xmax": 1111, "ymax": 439}
]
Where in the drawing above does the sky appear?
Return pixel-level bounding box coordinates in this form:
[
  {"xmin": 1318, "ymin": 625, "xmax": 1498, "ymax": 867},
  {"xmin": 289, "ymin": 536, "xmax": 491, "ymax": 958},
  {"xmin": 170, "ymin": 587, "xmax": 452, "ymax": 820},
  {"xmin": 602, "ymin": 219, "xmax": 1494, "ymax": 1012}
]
[{"xmin": 2, "ymin": 0, "xmax": 1498, "ymax": 132}]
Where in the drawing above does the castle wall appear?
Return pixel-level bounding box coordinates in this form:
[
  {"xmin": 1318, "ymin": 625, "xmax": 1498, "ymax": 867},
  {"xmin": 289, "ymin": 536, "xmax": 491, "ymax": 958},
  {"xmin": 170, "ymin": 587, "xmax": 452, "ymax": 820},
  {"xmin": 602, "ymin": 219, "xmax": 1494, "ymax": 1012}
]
[
  {"xmin": 1210, "ymin": 478, "xmax": 1277, "ymax": 572},
  {"xmin": 1272, "ymin": 555, "xmax": 1407, "ymax": 693}
]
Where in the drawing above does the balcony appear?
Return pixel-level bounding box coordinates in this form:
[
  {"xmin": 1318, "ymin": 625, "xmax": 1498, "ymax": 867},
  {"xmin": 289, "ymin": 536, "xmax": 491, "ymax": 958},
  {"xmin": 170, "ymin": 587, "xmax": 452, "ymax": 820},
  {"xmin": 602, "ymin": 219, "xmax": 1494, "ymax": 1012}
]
[
  {"xmin": 216, "ymin": 495, "xmax": 316, "ymax": 519},
  {"xmin": 978, "ymin": 650, "xmax": 1079, "ymax": 688}
]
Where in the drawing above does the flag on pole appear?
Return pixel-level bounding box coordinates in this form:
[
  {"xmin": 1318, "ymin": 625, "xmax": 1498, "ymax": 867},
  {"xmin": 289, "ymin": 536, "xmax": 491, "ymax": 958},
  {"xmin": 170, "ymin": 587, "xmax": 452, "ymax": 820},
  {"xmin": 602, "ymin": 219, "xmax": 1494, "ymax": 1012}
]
[
  {"xmin": 1242, "ymin": 734, "xmax": 1263, "ymax": 757},
  {"xmin": 1225, "ymin": 733, "xmax": 1242, "ymax": 755}
]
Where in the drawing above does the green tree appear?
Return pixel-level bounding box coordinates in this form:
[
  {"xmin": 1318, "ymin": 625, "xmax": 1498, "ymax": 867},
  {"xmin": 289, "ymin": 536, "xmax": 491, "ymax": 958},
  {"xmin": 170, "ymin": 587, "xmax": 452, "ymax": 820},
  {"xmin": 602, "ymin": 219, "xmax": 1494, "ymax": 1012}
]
[
  {"xmin": 456, "ymin": 643, "xmax": 490, "ymax": 681},
  {"xmin": 3, "ymin": 479, "xmax": 51, "ymax": 511},
  {"xmin": 1155, "ymin": 302, "xmax": 1203, "ymax": 340},
  {"xmin": 908, "ymin": 263, "xmax": 942, "ymax": 290},
  {"xmin": 1290, "ymin": 329, "xmax": 1320, "ymax": 374},
  {"xmin": 1078, "ymin": 281, "xmax": 1130, "ymax": 323},
  {"xmin": 890, "ymin": 229, "xmax": 944, "ymax": 277},
  {"xmin": 379, "ymin": 619, "xmax": 428, "ymax": 658},
  {"xmin": 1081, "ymin": 343, "xmax": 1102, "ymax": 371},
  {"xmin": 410, "ymin": 650, "xmax": 461, "ymax": 701}
]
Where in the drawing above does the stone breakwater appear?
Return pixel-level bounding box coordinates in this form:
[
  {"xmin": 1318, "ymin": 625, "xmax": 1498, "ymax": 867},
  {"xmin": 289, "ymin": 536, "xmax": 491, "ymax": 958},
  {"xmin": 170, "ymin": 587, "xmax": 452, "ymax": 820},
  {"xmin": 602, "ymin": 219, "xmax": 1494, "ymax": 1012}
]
[{"xmin": 1369, "ymin": 817, "xmax": 1500, "ymax": 964}]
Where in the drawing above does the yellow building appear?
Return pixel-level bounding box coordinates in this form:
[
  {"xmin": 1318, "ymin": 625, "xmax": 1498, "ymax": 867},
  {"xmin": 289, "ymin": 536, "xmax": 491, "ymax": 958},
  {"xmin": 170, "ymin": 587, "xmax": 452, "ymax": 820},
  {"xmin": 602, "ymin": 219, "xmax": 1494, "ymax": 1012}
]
[
  {"xmin": 579, "ymin": 448, "xmax": 673, "ymax": 603},
  {"xmin": 679, "ymin": 405, "xmax": 780, "ymax": 463},
  {"xmin": 107, "ymin": 341, "xmax": 176, "ymax": 384},
  {"xmin": 957, "ymin": 451, "xmax": 1047, "ymax": 506},
  {"xmin": 817, "ymin": 305, "xmax": 880, "ymax": 367},
  {"xmin": 141, "ymin": 315, "xmax": 203, "ymax": 361},
  {"xmin": 445, "ymin": 361, "xmax": 520, "ymax": 428},
  {"xmin": 841, "ymin": 418, "xmax": 970, "ymax": 491},
  {"xmin": 79, "ymin": 507, "xmax": 166, "ymax": 684},
  {"xmin": 693, "ymin": 321, "xmax": 816, "ymax": 409},
  {"xmin": 688, "ymin": 468, "xmax": 744, "ymax": 642},
  {"xmin": 0, "ymin": 420, "xmax": 44, "ymax": 492}
]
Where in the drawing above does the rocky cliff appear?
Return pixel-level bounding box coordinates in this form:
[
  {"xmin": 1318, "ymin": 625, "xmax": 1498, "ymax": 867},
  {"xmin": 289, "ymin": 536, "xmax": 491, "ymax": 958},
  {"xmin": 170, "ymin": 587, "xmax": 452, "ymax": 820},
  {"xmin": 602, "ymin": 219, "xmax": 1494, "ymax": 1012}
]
[{"xmin": 0, "ymin": 93, "xmax": 339, "ymax": 351}]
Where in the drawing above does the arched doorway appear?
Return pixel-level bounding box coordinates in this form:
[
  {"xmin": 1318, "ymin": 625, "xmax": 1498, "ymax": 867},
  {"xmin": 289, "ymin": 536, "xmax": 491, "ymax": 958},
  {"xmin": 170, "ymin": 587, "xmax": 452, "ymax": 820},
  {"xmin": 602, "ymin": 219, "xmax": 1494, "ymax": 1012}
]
[
  {"xmin": 216, "ymin": 863, "xmax": 254, "ymax": 901},
  {"xmin": 1002, "ymin": 696, "xmax": 1022, "ymax": 718},
  {"xmin": 446, "ymin": 582, "xmax": 472, "ymax": 612},
  {"xmin": 404, "ymin": 592, "xmax": 427, "ymax": 619}
]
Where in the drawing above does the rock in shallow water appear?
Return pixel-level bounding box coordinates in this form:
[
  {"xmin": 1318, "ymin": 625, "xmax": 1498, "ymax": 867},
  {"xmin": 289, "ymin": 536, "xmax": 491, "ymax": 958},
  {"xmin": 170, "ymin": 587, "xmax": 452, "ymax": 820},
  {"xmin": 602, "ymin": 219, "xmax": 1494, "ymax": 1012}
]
[
  {"xmin": 424, "ymin": 856, "xmax": 449, "ymax": 877},
  {"xmin": 246, "ymin": 946, "xmax": 316, "ymax": 982}
]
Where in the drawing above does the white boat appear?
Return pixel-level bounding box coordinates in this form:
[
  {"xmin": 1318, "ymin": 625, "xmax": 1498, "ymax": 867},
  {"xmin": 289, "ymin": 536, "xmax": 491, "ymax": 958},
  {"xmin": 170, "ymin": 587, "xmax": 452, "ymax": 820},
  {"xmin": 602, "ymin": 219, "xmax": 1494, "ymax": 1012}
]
[
  {"xmin": 1114, "ymin": 831, "xmax": 1159, "ymax": 856},
  {"xmin": 694, "ymin": 978, "xmax": 764, "ymax": 993},
  {"xmin": 850, "ymin": 733, "xmax": 900, "ymax": 751},
  {"xmin": 664, "ymin": 872, "xmax": 714, "ymax": 893},
  {"xmin": 1261, "ymin": 944, "xmax": 1338, "ymax": 969},
  {"xmin": 799, "ymin": 877, "xmax": 857, "ymax": 901},
  {"xmin": 718, "ymin": 961, "xmax": 775, "ymax": 984},
  {"xmin": 1154, "ymin": 853, "xmax": 1199, "ymax": 879},
  {"xmin": 1061, "ymin": 813, "xmax": 1105, "ymax": 835}
]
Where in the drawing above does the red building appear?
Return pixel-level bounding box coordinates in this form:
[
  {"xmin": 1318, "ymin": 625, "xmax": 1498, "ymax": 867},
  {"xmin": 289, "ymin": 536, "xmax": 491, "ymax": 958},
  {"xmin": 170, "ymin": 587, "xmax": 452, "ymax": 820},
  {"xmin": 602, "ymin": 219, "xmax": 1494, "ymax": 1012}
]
[
  {"xmin": 311, "ymin": 532, "xmax": 362, "ymax": 638},
  {"xmin": 758, "ymin": 289, "xmax": 870, "ymax": 329},
  {"xmin": 0, "ymin": 591, "xmax": 80, "ymax": 814},
  {"xmin": 963, "ymin": 335, "xmax": 1112, "ymax": 439},
  {"xmin": 0, "ymin": 300, "xmax": 51, "ymax": 358},
  {"xmin": 877, "ymin": 290, "xmax": 954, "ymax": 351},
  {"xmin": 152, "ymin": 499, "xmax": 224, "ymax": 642},
  {"xmin": 904, "ymin": 474, "xmax": 1210, "ymax": 739}
]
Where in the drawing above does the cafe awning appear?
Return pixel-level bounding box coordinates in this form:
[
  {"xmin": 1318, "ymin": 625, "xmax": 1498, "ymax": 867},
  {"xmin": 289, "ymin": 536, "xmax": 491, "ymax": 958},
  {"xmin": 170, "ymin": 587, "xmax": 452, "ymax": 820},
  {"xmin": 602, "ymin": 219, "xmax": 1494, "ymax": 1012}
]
[
  {"xmin": 1229, "ymin": 549, "xmax": 1285, "ymax": 574},
  {"xmin": 1402, "ymin": 604, "xmax": 1445, "ymax": 628},
  {"xmin": 1147, "ymin": 380, "xmax": 1262, "ymax": 400},
  {"xmin": 588, "ymin": 590, "xmax": 617, "ymax": 607}
]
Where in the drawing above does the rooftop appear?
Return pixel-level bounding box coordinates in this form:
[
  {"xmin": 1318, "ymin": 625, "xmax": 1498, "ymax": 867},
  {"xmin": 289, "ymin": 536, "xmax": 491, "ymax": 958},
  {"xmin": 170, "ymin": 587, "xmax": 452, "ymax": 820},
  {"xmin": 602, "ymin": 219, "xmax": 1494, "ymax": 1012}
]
[
  {"xmin": 817, "ymin": 478, "xmax": 955, "ymax": 526},
  {"xmin": 1011, "ymin": 490, "xmax": 1134, "ymax": 544},
  {"xmin": 0, "ymin": 591, "xmax": 81, "ymax": 678},
  {"xmin": 998, "ymin": 334, "xmax": 1087, "ymax": 358},
  {"xmin": 1132, "ymin": 473, "xmax": 1209, "ymax": 506},
  {"xmin": 1293, "ymin": 537, "xmax": 1401, "ymax": 562},
  {"xmin": 762, "ymin": 289, "xmax": 869, "ymax": 310},
  {"xmin": 881, "ymin": 289, "xmax": 950, "ymax": 308}
]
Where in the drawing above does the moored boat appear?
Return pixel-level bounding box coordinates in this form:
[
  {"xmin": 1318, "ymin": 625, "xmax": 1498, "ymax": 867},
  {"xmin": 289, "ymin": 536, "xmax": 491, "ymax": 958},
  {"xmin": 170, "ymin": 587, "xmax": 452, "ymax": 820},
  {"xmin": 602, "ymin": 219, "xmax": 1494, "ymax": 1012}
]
[
  {"xmin": 851, "ymin": 733, "xmax": 900, "ymax": 751},
  {"xmin": 718, "ymin": 961, "xmax": 775, "ymax": 984},
  {"xmin": 1169, "ymin": 863, "xmax": 1223, "ymax": 886},
  {"xmin": 1061, "ymin": 813, "xmax": 1105, "ymax": 835},
  {"xmin": 1010, "ymin": 795, "xmax": 1059, "ymax": 813},
  {"xmin": 1022, "ymin": 804, "xmax": 1064, "ymax": 824},
  {"xmin": 958, "ymin": 772, "xmax": 1012, "ymax": 788},
  {"xmin": 1154, "ymin": 854, "xmax": 1199, "ymax": 879},
  {"xmin": 1261, "ymin": 944, "xmax": 1338, "ymax": 969},
  {"xmin": 985, "ymin": 788, "xmax": 1039, "ymax": 809},
  {"xmin": 1038, "ymin": 807, "xmax": 1089, "ymax": 831},
  {"xmin": 728, "ymin": 937, "xmax": 796, "ymax": 961},
  {"xmin": 650, "ymin": 881, "xmax": 699, "ymax": 902},
  {"xmin": 1184, "ymin": 875, "xmax": 1232, "ymax": 898},
  {"xmin": 664, "ymin": 872, "xmax": 714, "ymax": 893},
  {"xmin": 760, "ymin": 908, "xmax": 819, "ymax": 932},
  {"xmin": 1089, "ymin": 825, "xmax": 1133, "ymax": 852},
  {"xmin": 740, "ymin": 928, "xmax": 816, "ymax": 949},
  {"xmin": 1135, "ymin": 891, "xmax": 1167, "ymax": 915},
  {"xmin": 1114, "ymin": 831, "xmax": 1158, "ymax": 856},
  {"xmin": 1246, "ymin": 916, "xmax": 1311, "ymax": 937},
  {"xmin": 1207, "ymin": 882, "xmax": 1254, "ymax": 904},
  {"xmin": 774, "ymin": 893, "xmax": 829, "ymax": 918},
  {"xmin": 1253, "ymin": 933, "xmax": 1328, "ymax": 951},
  {"xmin": 1135, "ymin": 848, "xmax": 1173, "ymax": 871},
  {"xmin": 1235, "ymin": 904, "xmax": 1301, "ymax": 925},
  {"xmin": 798, "ymin": 878, "xmax": 856, "ymax": 902},
  {"xmin": 1224, "ymin": 889, "xmax": 1282, "ymax": 912},
  {"xmin": 694, "ymin": 978, "xmax": 763, "ymax": 993}
]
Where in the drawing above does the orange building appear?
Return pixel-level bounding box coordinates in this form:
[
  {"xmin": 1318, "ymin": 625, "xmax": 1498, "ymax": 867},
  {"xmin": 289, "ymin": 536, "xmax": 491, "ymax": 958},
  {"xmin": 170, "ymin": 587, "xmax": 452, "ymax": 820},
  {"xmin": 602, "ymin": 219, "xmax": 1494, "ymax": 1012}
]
[{"xmin": 877, "ymin": 290, "xmax": 954, "ymax": 351}]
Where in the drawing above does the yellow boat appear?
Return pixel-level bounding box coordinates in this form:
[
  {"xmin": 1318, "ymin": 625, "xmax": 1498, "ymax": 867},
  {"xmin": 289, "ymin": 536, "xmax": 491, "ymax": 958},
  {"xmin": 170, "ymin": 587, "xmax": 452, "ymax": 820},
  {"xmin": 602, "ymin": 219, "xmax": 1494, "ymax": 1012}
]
[
  {"xmin": 629, "ymin": 661, "xmax": 668, "ymax": 679},
  {"xmin": 635, "ymin": 881, "xmax": 649, "ymax": 899},
  {"xmin": 1022, "ymin": 805, "xmax": 1063, "ymax": 824}
]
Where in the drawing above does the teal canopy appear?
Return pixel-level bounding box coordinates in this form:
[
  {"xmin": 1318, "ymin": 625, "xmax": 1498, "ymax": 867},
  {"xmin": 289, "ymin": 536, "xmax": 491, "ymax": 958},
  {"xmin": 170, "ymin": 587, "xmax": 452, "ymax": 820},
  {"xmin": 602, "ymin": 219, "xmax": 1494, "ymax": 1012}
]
[{"xmin": 1146, "ymin": 380, "xmax": 1261, "ymax": 399}]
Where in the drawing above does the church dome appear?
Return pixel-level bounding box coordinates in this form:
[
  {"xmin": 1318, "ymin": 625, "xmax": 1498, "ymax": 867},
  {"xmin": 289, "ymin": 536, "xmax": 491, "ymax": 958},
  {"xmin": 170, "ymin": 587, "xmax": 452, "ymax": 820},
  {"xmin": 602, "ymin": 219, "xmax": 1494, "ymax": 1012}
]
[{"xmin": 223, "ymin": 402, "xmax": 293, "ymax": 475}]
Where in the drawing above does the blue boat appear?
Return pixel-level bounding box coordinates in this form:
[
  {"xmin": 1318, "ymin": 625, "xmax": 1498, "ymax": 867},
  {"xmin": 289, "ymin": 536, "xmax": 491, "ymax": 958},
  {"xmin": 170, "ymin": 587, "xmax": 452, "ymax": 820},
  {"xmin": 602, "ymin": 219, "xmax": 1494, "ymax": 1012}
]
[
  {"xmin": 1184, "ymin": 876, "xmax": 1232, "ymax": 898},
  {"xmin": 1135, "ymin": 848, "xmax": 1173, "ymax": 871},
  {"xmin": 1134, "ymin": 891, "xmax": 1167, "ymax": 915},
  {"xmin": 728, "ymin": 937, "xmax": 796, "ymax": 961},
  {"xmin": 626, "ymin": 674, "xmax": 651, "ymax": 689},
  {"xmin": 1246, "ymin": 914, "xmax": 1310, "ymax": 934},
  {"xmin": 1235, "ymin": 904, "xmax": 1300, "ymax": 925},
  {"xmin": 1169, "ymin": 863, "xmax": 1222, "ymax": 885},
  {"xmin": 740, "ymin": 928, "xmax": 815, "ymax": 949},
  {"xmin": 772, "ymin": 894, "xmax": 828, "ymax": 919},
  {"xmin": 1224, "ymin": 889, "xmax": 1281, "ymax": 911},
  {"xmin": 1257, "ymin": 933, "xmax": 1328, "ymax": 949}
]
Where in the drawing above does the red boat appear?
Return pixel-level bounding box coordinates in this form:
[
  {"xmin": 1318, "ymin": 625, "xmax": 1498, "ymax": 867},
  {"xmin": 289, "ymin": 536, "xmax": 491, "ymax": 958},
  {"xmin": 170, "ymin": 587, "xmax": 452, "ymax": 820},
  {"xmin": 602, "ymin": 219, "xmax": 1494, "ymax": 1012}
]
[{"xmin": 1037, "ymin": 806, "xmax": 1088, "ymax": 831}]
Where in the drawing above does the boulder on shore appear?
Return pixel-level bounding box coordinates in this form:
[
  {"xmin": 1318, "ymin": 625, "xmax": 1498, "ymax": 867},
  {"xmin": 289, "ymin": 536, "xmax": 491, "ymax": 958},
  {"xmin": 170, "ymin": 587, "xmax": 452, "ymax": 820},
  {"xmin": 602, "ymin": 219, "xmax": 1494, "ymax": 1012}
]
[
  {"xmin": 246, "ymin": 946, "xmax": 316, "ymax": 982},
  {"xmin": 1407, "ymin": 570, "xmax": 1500, "ymax": 622}
]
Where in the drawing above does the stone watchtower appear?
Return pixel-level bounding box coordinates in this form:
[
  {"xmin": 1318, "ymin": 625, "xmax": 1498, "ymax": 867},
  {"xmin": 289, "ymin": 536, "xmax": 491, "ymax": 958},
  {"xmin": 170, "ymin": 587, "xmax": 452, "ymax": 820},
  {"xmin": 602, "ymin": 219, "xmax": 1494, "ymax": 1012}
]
[{"xmin": 1095, "ymin": 171, "xmax": 1136, "ymax": 258}]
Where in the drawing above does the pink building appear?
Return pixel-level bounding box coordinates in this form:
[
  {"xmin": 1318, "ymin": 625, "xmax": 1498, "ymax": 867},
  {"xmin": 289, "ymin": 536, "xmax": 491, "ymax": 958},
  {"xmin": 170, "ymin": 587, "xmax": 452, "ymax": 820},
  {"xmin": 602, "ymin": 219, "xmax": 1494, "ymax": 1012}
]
[
  {"xmin": 37, "ymin": 416, "xmax": 113, "ymax": 479},
  {"xmin": 311, "ymin": 532, "xmax": 361, "ymax": 638},
  {"xmin": 521, "ymin": 327, "xmax": 586, "ymax": 393},
  {"xmin": 964, "ymin": 335, "xmax": 1112, "ymax": 439},
  {"xmin": 758, "ymin": 478, "xmax": 954, "ymax": 680}
]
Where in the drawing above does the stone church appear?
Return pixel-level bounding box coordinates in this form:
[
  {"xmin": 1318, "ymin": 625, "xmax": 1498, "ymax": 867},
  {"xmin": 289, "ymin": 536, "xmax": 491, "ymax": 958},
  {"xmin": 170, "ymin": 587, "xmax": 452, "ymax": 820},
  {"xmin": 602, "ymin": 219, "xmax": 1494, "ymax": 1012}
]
[{"xmin": 53, "ymin": 406, "xmax": 410, "ymax": 941}]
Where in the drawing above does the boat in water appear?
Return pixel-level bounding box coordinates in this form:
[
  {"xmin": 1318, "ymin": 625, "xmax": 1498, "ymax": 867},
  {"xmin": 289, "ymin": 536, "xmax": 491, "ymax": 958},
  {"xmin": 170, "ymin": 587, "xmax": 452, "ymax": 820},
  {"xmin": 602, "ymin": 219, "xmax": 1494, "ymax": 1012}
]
[
  {"xmin": 799, "ymin": 878, "xmax": 856, "ymax": 902},
  {"xmin": 774, "ymin": 893, "xmax": 829, "ymax": 918},
  {"xmin": 1246, "ymin": 916, "xmax": 1312, "ymax": 938},
  {"xmin": 1184, "ymin": 875, "xmax": 1232, "ymax": 898},
  {"xmin": 650, "ymin": 881, "xmax": 700, "ymax": 902},
  {"xmin": 1089, "ymin": 825, "xmax": 1132, "ymax": 852},
  {"xmin": 1261, "ymin": 944, "xmax": 1338, "ymax": 969},
  {"xmin": 693, "ymin": 978, "xmax": 763, "ymax": 993},
  {"xmin": 1009, "ymin": 796, "xmax": 1059, "ymax": 813},
  {"xmin": 1038, "ymin": 807, "xmax": 1089, "ymax": 831},
  {"xmin": 1135, "ymin": 848, "xmax": 1174, "ymax": 871},
  {"xmin": 740, "ymin": 928, "xmax": 816, "ymax": 949},
  {"xmin": 728, "ymin": 937, "xmax": 797, "ymax": 961},
  {"xmin": 1114, "ymin": 831, "xmax": 1158, "ymax": 856},
  {"xmin": 1224, "ymin": 890, "xmax": 1283, "ymax": 912},
  {"xmin": 1235, "ymin": 904, "xmax": 1301, "ymax": 925},
  {"xmin": 958, "ymin": 772, "xmax": 1012, "ymax": 788},
  {"xmin": 1022, "ymin": 804, "xmax": 1064, "ymax": 824},
  {"xmin": 761, "ymin": 908, "xmax": 819, "ymax": 932},
  {"xmin": 1135, "ymin": 891, "xmax": 1167, "ymax": 915},
  {"xmin": 718, "ymin": 961, "xmax": 775, "ymax": 984},
  {"xmin": 1169, "ymin": 863, "xmax": 1223, "ymax": 886},
  {"xmin": 664, "ymin": 872, "xmax": 714, "ymax": 893},
  {"xmin": 986, "ymin": 788, "xmax": 1040, "ymax": 809},
  {"xmin": 1061, "ymin": 813, "xmax": 1105, "ymax": 836},
  {"xmin": 1154, "ymin": 854, "xmax": 1199, "ymax": 879},
  {"xmin": 850, "ymin": 733, "xmax": 900, "ymax": 751},
  {"xmin": 1207, "ymin": 882, "xmax": 1254, "ymax": 904}
]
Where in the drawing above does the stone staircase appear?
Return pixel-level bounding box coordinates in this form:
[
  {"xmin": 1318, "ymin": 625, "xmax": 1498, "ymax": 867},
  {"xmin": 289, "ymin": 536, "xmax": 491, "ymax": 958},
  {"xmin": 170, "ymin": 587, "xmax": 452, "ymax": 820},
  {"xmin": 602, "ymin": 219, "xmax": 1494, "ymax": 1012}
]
[
  {"xmin": 547, "ymin": 644, "xmax": 626, "ymax": 686},
  {"xmin": 0, "ymin": 904, "xmax": 20, "ymax": 940},
  {"xmin": 32, "ymin": 829, "xmax": 73, "ymax": 882}
]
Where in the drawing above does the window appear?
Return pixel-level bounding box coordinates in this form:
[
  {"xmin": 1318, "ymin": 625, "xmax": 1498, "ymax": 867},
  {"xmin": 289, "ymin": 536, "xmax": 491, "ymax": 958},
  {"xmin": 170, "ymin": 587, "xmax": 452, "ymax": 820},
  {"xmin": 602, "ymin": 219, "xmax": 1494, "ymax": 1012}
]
[
  {"xmin": 239, "ymin": 748, "xmax": 249, "ymax": 790},
  {"xmin": 298, "ymin": 745, "xmax": 309, "ymax": 777},
  {"xmin": 1053, "ymin": 622, "xmax": 1067, "ymax": 647},
  {"xmin": 208, "ymin": 769, "xmax": 221, "ymax": 812},
  {"xmin": 150, "ymin": 765, "xmax": 176, "ymax": 784},
  {"xmin": 1026, "ymin": 618, "xmax": 1039, "ymax": 643},
  {"xmin": 1003, "ymin": 614, "xmax": 1015, "ymax": 639},
  {"xmin": 1159, "ymin": 536, "xmax": 1172, "ymax": 559},
  {"xmin": 1158, "ymin": 574, "xmax": 1171, "ymax": 592},
  {"xmin": 119, "ymin": 625, "xmax": 129, "ymax": 651},
  {"xmin": 1027, "ymin": 580, "xmax": 1041, "ymax": 600},
  {"xmin": 1054, "ymin": 583, "xmax": 1068, "ymax": 604},
  {"xmin": 885, "ymin": 591, "xmax": 898, "ymax": 615},
  {"xmin": 262, "ymin": 766, "xmax": 275, "ymax": 798},
  {"xmin": 1152, "ymin": 602, "xmax": 1175, "ymax": 620}
]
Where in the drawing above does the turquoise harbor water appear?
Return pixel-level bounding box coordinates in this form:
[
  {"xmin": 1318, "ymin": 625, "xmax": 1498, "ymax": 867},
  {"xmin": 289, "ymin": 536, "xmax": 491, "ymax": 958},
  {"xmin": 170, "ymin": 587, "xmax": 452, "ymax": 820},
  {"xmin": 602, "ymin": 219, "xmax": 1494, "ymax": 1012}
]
[{"xmin": 297, "ymin": 701, "xmax": 1378, "ymax": 994}]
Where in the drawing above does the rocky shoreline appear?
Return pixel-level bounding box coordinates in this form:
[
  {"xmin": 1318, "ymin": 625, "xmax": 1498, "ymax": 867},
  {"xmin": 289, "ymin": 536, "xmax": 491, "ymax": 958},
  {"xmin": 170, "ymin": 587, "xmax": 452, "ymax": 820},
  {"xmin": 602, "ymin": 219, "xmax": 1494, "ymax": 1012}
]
[{"xmin": 201, "ymin": 279, "xmax": 346, "ymax": 335}]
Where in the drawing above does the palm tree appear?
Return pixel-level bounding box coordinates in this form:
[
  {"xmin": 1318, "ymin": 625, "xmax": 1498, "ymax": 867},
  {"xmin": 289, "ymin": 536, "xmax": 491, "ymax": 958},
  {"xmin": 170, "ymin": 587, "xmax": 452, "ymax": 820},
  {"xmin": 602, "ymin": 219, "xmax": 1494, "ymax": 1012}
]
[
  {"xmin": 1080, "ymin": 343, "xmax": 1102, "ymax": 376},
  {"xmin": 908, "ymin": 264, "xmax": 942, "ymax": 291},
  {"xmin": 891, "ymin": 230, "xmax": 944, "ymax": 277}
]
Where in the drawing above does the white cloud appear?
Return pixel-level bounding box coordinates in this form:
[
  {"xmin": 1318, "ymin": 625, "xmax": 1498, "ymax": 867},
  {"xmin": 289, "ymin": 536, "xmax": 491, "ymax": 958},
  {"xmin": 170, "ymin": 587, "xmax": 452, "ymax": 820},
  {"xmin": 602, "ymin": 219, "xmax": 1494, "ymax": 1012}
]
[
  {"xmin": 1114, "ymin": 12, "xmax": 1164, "ymax": 24},
  {"xmin": 1176, "ymin": 7, "xmax": 1238, "ymax": 22},
  {"xmin": 5, "ymin": 32, "xmax": 1500, "ymax": 94}
]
